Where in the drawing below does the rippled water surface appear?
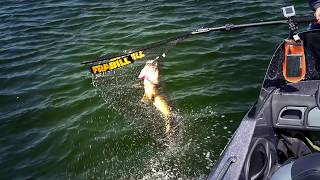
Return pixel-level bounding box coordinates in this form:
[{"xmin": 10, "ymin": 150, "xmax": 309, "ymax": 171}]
[{"xmin": 0, "ymin": 0, "xmax": 312, "ymax": 179}]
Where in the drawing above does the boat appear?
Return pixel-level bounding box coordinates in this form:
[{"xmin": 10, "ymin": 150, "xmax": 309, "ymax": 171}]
[{"xmin": 208, "ymin": 8, "xmax": 320, "ymax": 180}]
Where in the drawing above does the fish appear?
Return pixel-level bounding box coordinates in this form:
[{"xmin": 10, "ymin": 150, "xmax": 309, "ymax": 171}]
[{"xmin": 138, "ymin": 60, "xmax": 173, "ymax": 134}]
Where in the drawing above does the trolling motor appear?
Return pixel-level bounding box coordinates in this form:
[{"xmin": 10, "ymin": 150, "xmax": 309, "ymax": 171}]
[{"xmin": 282, "ymin": 6, "xmax": 307, "ymax": 83}]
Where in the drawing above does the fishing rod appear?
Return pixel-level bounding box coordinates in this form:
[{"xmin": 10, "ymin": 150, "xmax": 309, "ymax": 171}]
[{"xmin": 82, "ymin": 15, "xmax": 316, "ymax": 74}]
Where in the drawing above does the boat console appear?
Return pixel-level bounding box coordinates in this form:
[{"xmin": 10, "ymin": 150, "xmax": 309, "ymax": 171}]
[{"xmin": 271, "ymin": 81, "xmax": 320, "ymax": 131}]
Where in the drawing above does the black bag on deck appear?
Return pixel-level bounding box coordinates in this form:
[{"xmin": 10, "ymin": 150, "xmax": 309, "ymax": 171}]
[{"xmin": 277, "ymin": 134, "xmax": 312, "ymax": 164}]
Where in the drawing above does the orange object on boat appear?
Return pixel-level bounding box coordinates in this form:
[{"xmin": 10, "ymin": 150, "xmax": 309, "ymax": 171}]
[{"xmin": 283, "ymin": 39, "xmax": 306, "ymax": 83}]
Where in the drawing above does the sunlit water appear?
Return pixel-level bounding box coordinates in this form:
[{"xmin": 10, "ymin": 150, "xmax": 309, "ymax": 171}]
[{"xmin": 0, "ymin": 0, "xmax": 312, "ymax": 179}]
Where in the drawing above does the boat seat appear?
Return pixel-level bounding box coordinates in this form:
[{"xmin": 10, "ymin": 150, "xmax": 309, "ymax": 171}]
[{"xmin": 271, "ymin": 153, "xmax": 320, "ymax": 180}]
